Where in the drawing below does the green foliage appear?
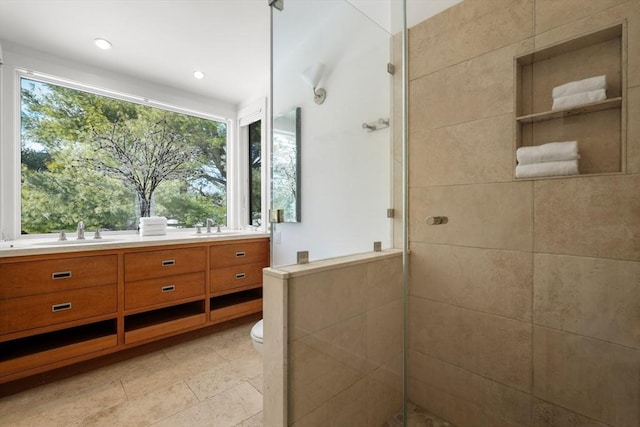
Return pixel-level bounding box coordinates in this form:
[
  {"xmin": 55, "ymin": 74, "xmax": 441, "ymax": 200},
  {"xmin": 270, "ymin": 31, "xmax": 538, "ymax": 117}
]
[{"xmin": 20, "ymin": 77, "xmax": 227, "ymax": 234}]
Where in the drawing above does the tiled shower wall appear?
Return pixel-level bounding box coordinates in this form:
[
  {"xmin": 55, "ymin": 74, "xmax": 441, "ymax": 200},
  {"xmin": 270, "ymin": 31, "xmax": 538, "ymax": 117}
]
[
  {"xmin": 406, "ymin": 0, "xmax": 639, "ymax": 426},
  {"xmin": 271, "ymin": 252, "xmax": 403, "ymax": 426}
]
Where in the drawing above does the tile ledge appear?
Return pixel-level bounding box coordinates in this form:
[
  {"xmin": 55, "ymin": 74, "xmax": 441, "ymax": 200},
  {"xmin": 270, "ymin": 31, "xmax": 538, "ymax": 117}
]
[{"xmin": 264, "ymin": 249, "xmax": 404, "ymax": 279}]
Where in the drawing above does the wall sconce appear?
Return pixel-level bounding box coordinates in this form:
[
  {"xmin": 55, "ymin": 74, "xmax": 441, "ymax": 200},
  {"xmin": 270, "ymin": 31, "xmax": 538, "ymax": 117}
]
[{"xmin": 301, "ymin": 63, "xmax": 326, "ymax": 105}]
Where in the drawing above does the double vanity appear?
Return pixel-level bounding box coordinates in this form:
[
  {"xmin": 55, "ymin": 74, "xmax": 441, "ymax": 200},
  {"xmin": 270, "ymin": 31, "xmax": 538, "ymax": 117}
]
[{"xmin": 0, "ymin": 231, "xmax": 269, "ymax": 384}]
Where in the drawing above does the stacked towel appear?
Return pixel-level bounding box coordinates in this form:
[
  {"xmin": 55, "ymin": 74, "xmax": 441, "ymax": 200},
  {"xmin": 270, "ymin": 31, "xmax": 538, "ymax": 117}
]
[
  {"xmin": 551, "ymin": 75, "xmax": 607, "ymax": 111},
  {"xmin": 515, "ymin": 141, "xmax": 580, "ymax": 179},
  {"xmin": 139, "ymin": 216, "xmax": 168, "ymax": 236}
]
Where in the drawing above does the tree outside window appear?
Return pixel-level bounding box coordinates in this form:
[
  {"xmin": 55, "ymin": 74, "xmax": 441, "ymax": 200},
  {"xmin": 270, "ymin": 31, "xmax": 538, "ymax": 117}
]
[{"xmin": 20, "ymin": 77, "xmax": 227, "ymax": 234}]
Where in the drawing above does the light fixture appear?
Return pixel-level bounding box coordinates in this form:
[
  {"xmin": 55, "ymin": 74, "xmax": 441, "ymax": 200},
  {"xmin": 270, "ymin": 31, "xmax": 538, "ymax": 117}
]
[
  {"xmin": 301, "ymin": 63, "xmax": 326, "ymax": 104},
  {"xmin": 193, "ymin": 70, "xmax": 205, "ymax": 80},
  {"xmin": 93, "ymin": 38, "xmax": 112, "ymax": 50}
]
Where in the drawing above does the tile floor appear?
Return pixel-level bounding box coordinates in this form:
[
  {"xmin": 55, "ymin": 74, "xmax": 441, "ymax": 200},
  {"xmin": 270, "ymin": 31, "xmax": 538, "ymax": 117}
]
[{"xmin": 0, "ymin": 321, "xmax": 263, "ymax": 427}]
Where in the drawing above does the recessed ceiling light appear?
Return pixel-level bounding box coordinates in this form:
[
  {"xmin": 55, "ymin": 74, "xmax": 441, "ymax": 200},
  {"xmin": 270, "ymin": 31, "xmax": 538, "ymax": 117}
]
[
  {"xmin": 94, "ymin": 38, "xmax": 112, "ymax": 50},
  {"xmin": 193, "ymin": 71, "xmax": 205, "ymax": 80}
]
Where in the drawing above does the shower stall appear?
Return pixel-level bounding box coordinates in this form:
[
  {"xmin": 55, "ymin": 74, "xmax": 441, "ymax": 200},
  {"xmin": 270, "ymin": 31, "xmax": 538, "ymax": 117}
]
[{"xmin": 266, "ymin": 0, "xmax": 640, "ymax": 426}]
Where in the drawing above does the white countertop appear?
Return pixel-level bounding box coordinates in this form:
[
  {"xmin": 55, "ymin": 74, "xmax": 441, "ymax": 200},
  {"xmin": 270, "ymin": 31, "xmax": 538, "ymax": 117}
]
[{"xmin": 0, "ymin": 229, "xmax": 270, "ymax": 258}]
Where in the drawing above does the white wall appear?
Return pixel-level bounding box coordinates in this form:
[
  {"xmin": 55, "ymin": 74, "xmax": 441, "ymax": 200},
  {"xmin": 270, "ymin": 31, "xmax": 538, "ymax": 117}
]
[
  {"xmin": 0, "ymin": 41, "xmax": 238, "ymax": 239},
  {"xmin": 271, "ymin": 1, "xmax": 392, "ymax": 266}
]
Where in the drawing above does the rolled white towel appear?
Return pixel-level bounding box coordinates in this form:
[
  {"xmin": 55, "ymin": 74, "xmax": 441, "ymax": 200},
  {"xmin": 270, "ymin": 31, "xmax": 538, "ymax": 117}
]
[
  {"xmin": 516, "ymin": 141, "xmax": 579, "ymax": 165},
  {"xmin": 552, "ymin": 75, "xmax": 607, "ymax": 98},
  {"xmin": 552, "ymin": 89, "xmax": 606, "ymax": 110},
  {"xmin": 140, "ymin": 216, "xmax": 168, "ymax": 226},
  {"xmin": 515, "ymin": 160, "xmax": 579, "ymax": 179}
]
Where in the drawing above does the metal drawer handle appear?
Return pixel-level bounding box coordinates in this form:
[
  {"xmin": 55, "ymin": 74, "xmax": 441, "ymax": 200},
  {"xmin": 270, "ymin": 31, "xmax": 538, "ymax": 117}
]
[
  {"xmin": 52, "ymin": 271, "xmax": 72, "ymax": 280},
  {"xmin": 235, "ymin": 273, "xmax": 246, "ymax": 279},
  {"xmin": 162, "ymin": 259, "xmax": 176, "ymax": 267},
  {"xmin": 52, "ymin": 302, "xmax": 72, "ymax": 312},
  {"xmin": 235, "ymin": 251, "xmax": 246, "ymax": 258},
  {"xmin": 162, "ymin": 285, "xmax": 175, "ymax": 293}
]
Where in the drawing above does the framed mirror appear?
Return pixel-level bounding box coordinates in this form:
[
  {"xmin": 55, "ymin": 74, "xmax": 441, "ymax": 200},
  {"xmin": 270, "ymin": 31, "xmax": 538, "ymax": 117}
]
[{"xmin": 272, "ymin": 107, "xmax": 301, "ymax": 222}]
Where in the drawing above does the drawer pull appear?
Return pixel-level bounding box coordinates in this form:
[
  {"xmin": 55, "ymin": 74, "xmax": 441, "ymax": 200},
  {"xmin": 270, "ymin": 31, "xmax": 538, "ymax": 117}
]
[
  {"xmin": 235, "ymin": 273, "xmax": 246, "ymax": 279},
  {"xmin": 235, "ymin": 251, "xmax": 246, "ymax": 258},
  {"xmin": 52, "ymin": 271, "xmax": 72, "ymax": 280},
  {"xmin": 162, "ymin": 259, "xmax": 176, "ymax": 267},
  {"xmin": 52, "ymin": 302, "xmax": 72, "ymax": 312},
  {"xmin": 162, "ymin": 285, "xmax": 176, "ymax": 293}
]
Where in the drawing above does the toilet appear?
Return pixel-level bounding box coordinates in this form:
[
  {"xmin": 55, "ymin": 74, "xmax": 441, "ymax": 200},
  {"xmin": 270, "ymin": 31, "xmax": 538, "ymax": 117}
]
[{"xmin": 250, "ymin": 319, "xmax": 263, "ymax": 354}]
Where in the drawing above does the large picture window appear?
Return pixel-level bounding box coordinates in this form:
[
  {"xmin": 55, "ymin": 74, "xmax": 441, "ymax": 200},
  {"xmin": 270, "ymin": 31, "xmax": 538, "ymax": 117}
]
[{"xmin": 20, "ymin": 77, "xmax": 227, "ymax": 234}]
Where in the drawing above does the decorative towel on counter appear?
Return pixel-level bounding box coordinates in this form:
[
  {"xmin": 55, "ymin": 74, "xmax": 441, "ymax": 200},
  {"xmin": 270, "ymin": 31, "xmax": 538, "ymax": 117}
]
[
  {"xmin": 552, "ymin": 88, "xmax": 606, "ymax": 110},
  {"xmin": 552, "ymin": 75, "xmax": 607, "ymax": 98},
  {"xmin": 515, "ymin": 160, "xmax": 579, "ymax": 179},
  {"xmin": 516, "ymin": 141, "xmax": 580, "ymax": 165},
  {"xmin": 139, "ymin": 216, "xmax": 168, "ymax": 226}
]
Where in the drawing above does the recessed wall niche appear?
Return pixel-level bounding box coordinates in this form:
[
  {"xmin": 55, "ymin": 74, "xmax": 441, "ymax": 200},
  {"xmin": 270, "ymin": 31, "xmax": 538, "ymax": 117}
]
[{"xmin": 515, "ymin": 23, "xmax": 626, "ymax": 176}]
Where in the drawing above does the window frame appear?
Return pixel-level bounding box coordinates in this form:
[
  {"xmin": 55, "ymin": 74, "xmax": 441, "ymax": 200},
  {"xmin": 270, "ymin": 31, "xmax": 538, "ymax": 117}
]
[{"xmin": 1, "ymin": 67, "xmax": 237, "ymax": 239}]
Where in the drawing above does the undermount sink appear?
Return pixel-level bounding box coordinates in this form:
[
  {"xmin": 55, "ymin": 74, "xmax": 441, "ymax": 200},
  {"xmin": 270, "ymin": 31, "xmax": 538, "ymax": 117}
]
[{"xmin": 32, "ymin": 238, "xmax": 121, "ymax": 246}]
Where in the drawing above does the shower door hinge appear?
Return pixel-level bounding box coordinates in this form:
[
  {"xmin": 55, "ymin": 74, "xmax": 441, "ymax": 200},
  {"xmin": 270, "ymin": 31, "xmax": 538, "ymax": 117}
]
[
  {"xmin": 269, "ymin": 0, "xmax": 283, "ymax": 11},
  {"xmin": 387, "ymin": 63, "xmax": 395, "ymax": 75},
  {"xmin": 387, "ymin": 208, "xmax": 395, "ymax": 218}
]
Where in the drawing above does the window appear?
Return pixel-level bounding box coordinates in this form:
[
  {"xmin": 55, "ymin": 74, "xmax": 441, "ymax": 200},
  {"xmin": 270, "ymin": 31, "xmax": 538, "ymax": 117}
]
[
  {"xmin": 248, "ymin": 120, "xmax": 262, "ymax": 226},
  {"xmin": 20, "ymin": 77, "xmax": 227, "ymax": 234}
]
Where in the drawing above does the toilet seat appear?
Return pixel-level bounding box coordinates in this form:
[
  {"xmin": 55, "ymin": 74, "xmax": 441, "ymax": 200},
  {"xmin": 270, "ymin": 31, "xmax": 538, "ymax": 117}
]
[{"xmin": 251, "ymin": 319, "xmax": 263, "ymax": 344}]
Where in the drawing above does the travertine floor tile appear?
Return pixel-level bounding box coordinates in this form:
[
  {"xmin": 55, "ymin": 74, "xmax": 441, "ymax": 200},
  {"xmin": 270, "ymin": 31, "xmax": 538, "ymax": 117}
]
[
  {"xmin": 151, "ymin": 382, "xmax": 262, "ymax": 427},
  {"xmin": 70, "ymin": 381, "xmax": 198, "ymax": 427}
]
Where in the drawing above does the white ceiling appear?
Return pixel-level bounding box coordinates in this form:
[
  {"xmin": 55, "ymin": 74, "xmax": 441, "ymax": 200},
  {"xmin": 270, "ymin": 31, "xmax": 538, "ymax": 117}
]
[
  {"xmin": 0, "ymin": 0, "xmax": 461, "ymax": 108},
  {"xmin": 0, "ymin": 0, "xmax": 271, "ymax": 107}
]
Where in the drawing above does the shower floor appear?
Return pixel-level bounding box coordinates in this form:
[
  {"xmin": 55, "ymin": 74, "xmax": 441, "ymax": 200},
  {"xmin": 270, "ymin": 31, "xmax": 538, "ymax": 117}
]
[{"xmin": 384, "ymin": 402, "xmax": 454, "ymax": 427}]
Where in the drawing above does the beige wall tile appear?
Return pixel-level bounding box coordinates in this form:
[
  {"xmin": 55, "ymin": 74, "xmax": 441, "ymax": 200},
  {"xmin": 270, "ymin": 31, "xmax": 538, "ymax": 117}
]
[
  {"xmin": 288, "ymin": 264, "xmax": 366, "ymax": 339},
  {"xmin": 533, "ymin": 326, "xmax": 640, "ymax": 427},
  {"xmin": 410, "ymin": 297, "xmax": 532, "ymax": 391},
  {"xmin": 409, "ymin": 0, "xmax": 533, "ymax": 79},
  {"xmin": 628, "ymin": 85, "xmax": 640, "ymax": 173},
  {"xmin": 408, "ymin": 351, "xmax": 531, "ymax": 427},
  {"xmin": 532, "ymin": 398, "xmax": 609, "ymax": 427},
  {"xmin": 534, "ymin": 253, "xmax": 640, "ymax": 348},
  {"xmin": 409, "ymin": 114, "xmax": 515, "ymax": 187},
  {"xmin": 409, "ymin": 181, "xmax": 534, "ymax": 252},
  {"xmin": 366, "ymin": 300, "xmax": 403, "ymax": 371},
  {"xmin": 366, "ymin": 256, "xmax": 402, "ymax": 310},
  {"xmin": 409, "ymin": 40, "xmax": 531, "ymax": 131},
  {"xmin": 410, "ymin": 243, "xmax": 532, "ymax": 321},
  {"xmin": 367, "ymin": 373, "xmax": 402, "ymax": 427},
  {"xmin": 534, "ymin": 174, "xmax": 640, "ymax": 261},
  {"xmin": 535, "ymin": 0, "xmax": 628, "ymax": 34},
  {"xmin": 534, "ymin": 1, "xmax": 640, "ymax": 88}
]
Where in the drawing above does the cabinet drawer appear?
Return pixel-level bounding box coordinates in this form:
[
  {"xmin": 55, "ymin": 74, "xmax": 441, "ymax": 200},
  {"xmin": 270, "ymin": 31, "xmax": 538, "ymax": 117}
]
[
  {"xmin": 124, "ymin": 247, "xmax": 206, "ymax": 282},
  {"xmin": 210, "ymin": 262, "xmax": 265, "ymax": 294},
  {"xmin": 0, "ymin": 255, "xmax": 117, "ymax": 298},
  {"xmin": 125, "ymin": 272, "xmax": 206, "ymax": 310},
  {"xmin": 210, "ymin": 241, "xmax": 268, "ymax": 268},
  {"xmin": 210, "ymin": 299, "xmax": 262, "ymax": 324},
  {"xmin": 0, "ymin": 285, "xmax": 117, "ymax": 335}
]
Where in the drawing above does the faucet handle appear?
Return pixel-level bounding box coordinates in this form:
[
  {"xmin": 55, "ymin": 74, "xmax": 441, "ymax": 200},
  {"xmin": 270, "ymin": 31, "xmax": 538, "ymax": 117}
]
[
  {"xmin": 93, "ymin": 228, "xmax": 102, "ymax": 239},
  {"xmin": 58, "ymin": 230, "xmax": 67, "ymax": 241}
]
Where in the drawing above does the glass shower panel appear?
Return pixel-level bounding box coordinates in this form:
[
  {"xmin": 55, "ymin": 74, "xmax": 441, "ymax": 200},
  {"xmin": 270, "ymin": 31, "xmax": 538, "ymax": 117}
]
[{"xmin": 271, "ymin": 0, "xmax": 394, "ymax": 268}]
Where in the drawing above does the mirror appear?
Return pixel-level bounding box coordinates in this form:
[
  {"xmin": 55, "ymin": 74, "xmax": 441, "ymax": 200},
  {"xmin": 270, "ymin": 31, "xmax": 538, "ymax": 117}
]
[{"xmin": 272, "ymin": 107, "xmax": 301, "ymax": 222}]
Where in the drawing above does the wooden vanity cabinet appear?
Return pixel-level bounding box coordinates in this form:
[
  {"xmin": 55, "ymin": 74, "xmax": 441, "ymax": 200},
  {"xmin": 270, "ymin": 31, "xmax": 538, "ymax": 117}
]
[
  {"xmin": 0, "ymin": 237, "xmax": 269, "ymax": 385},
  {"xmin": 209, "ymin": 240, "xmax": 268, "ymax": 324}
]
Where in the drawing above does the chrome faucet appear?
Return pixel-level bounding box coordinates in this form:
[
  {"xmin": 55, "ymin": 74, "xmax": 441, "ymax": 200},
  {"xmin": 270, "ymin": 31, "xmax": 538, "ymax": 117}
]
[
  {"xmin": 206, "ymin": 219, "xmax": 221, "ymax": 233},
  {"xmin": 76, "ymin": 221, "xmax": 85, "ymax": 240}
]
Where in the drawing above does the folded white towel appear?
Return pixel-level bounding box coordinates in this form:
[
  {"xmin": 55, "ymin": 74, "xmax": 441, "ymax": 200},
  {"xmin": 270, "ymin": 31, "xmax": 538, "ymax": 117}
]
[
  {"xmin": 140, "ymin": 216, "xmax": 167, "ymax": 226},
  {"xmin": 552, "ymin": 75, "xmax": 607, "ymax": 98},
  {"xmin": 140, "ymin": 229, "xmax": 167, "ymax": 237},
  {"xmin": 139, "ymin": 224, "xmax": 167, "ymax": 232},
  {"xmin": 552, "ymin": 89, "xmax": 606, "ymax": 110},
  {"xmin": 516, "ymin": 141, "xmax": 580, "ymax": 165},
  {"xmin": 515, "ymin": 160, "xmax": 579, "ymax": 179}
]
